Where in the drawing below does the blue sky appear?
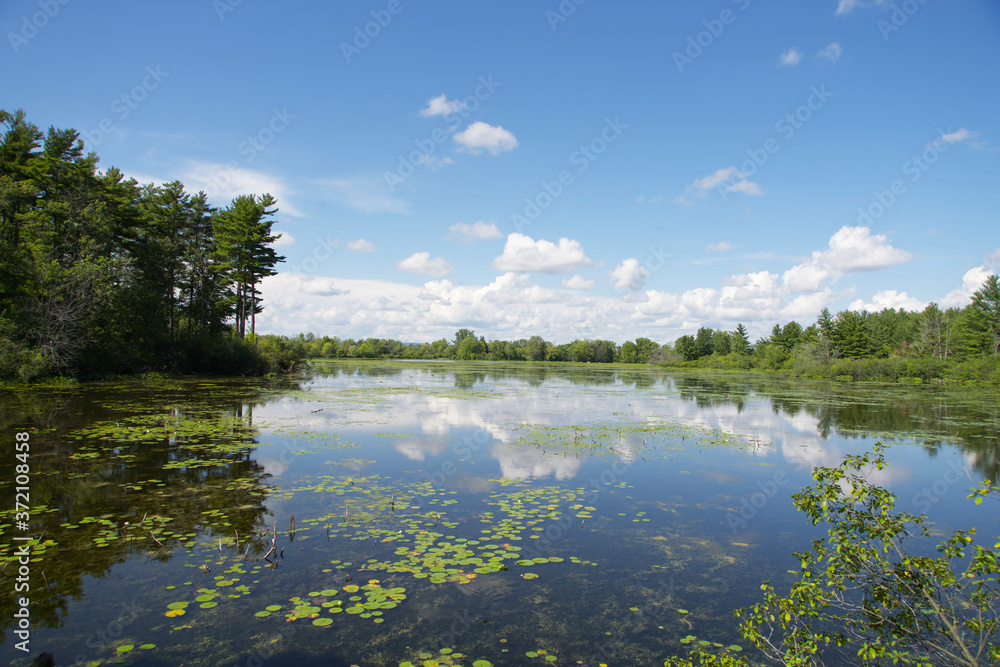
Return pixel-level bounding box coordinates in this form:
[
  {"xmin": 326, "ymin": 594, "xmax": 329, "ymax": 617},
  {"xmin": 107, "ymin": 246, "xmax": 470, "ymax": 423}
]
[{"xmin": 3, "ymin": 0, "xmax": 998, "ymax": 343}]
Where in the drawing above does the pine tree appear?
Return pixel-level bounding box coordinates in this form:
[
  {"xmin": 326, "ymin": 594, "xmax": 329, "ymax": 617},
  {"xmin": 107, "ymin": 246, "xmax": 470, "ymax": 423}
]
[
  {"xmin": 970, "ymin": 275, "xmax": 1000, "ymax": 355},
  {"xmin": 212, "ymin": 194, "xmax": 284, "ymax": 338}
]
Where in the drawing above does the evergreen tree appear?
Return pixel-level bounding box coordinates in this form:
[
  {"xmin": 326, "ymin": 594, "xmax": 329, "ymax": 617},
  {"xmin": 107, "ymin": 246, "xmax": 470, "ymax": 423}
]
[
  {"xmin": 970, "ymin": 275, "xmax": 1000, "ymax": 355},
  {"xmin": 212, "ymin": 194, "xmax": 284, "ymax": 338},
  {"xmin": 732, "ymin": 323, "xmax": 751, "ymax": 355}
]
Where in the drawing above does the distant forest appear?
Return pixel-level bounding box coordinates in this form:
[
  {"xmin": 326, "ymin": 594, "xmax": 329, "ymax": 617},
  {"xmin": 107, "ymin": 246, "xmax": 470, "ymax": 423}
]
[
  {"xmin": 2, "ymin": 108, "xmax": 998, "ymax": 383},
  {"xmin": 0, "ymin": 109, "xmax": 302, "ymax": 380},
  {"xmin": 295, "ymin": 279, "xmax": 1000, "ymax": 383}
]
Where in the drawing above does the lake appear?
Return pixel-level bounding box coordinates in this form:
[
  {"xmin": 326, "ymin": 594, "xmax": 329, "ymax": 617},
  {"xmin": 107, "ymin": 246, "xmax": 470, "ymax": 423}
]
[{"xmin": 2, "ymin": 361, "xmax": 998, "ymax": 666}]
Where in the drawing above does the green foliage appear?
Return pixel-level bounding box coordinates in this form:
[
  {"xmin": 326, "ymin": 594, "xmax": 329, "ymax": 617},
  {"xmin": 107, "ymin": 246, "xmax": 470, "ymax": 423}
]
[
  {"xmin": 732, "ymin": 324, "xmax": 751, "ymax": 355},
  {"xmin": 737, "ymin": 443, "xmax": 1000, "ymax": 666},
  {"xmin": 0, "ymin": 108, "xmax": 297, "ymax": 379},
  {"xmin": 652, "ymin": 280, "xmax": 1000, "ymax": 384},
  {"xmin": 970, "ymin": 275, "xmax": 1000, "ymax": 355},
  {"xmin": 663, "ymin": 651, "xmax": 750, "ymax": 666}
]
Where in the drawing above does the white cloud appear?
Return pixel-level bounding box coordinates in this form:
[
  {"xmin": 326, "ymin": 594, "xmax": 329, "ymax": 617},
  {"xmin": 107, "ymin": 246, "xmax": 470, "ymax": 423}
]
[
  {"xmin": 835, "ymin": 0, "xmax": 859, "ymax": 15},
  {"xmin": 724, "ymin": 180, "xmax": 764, "ymax": 196},
  {"xmin": 779, "ymin": 48, "xmax": 804, "ymax": 67},
  {"xmin": 315, "ymin": 176, "xmax": 410, "ymax": 214},
  {"xmin": 299, "ymin": 276, "xmax": 349, "ymax": 297},
  {"xmin": 270, "ymin": 230, "xmax": 295, "ymax": 248},
  {"xmin": 706, "ymin": 242, "xmax": 734, "ymax": 252},
  {"xmin": 836, "ymin": 0, "xmax": 890, "ymax": 16},
  {"xmin": 416, "ymin": 154, "xmax": 455, "ymax": 170},
  {"xmin": 562, "ymin": 274, "xmax": 595, "ymax": 290},
  {"xmin": 420, "ymin": 94, "xmax": 464, "ymax": 118},
  {"xmin": 252, "ymin": 232, "xmax": 971, "ymax": 348},
  {"xmin": 610, "ymin": 259, "xmax": 649, "ymax": 291},
  {"xmin": 849, "ymin": 290, "xmax": 926, "ymax": 313},
  {"xmin": 691, "ymin": 167, "xmax": 740, "ymax": 191},
  {"xmin": 986, "ymin": 248, "xmax": 1000, "ymax": 271},
  {"xmin": 783, "ymin": 226, "xmax": 911, "ymax": 293},
  {"xmin": 347, "ymin": 239, "xmax": 376, "ymax": 252},
  {"xmin": 938, "ymin": 128, "xmax": 980, "ymax": 145},
  {"xmin": 782, "ymin": 262, "xmax": 834, "ymax": 294},
  {"xmin": 396, "ymin": 252, "xmax": 453, "ymax": 277},
  {"xmin": 180, "ymin": 161, "xmax": 304, "ymax": 216},
  {"xmin": 818, "ymin": 42, "xmax": 843, "ymax": 63},
  {"xmin": 454, "ymin": 122, "xmax": 518, "ymax": 155},
  {"xmin": 820, "ymin": 226, "xmax": 912, "ymax": 272},
  {"xmin": 781, "ymin": 289, "xmax": 836, "ymax": 321},
  {"xmin": 447, "ymin": 221, "xmax": 502, "ymax": 243},
  {"xmin": 940, "ymin": 264, "xmax": 997, "ymax": 308},
  {"xmin": 493, "ymin": 233, "xmax": 596, "ymax": 274},
  {"xmin": 681, "ymin": 166, "xmax": 762, "ymax": 202}
]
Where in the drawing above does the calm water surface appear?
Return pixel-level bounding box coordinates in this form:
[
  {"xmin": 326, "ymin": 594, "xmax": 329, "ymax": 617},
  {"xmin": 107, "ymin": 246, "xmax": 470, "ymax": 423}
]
[{"xmin": 1, "ymin": 362, "xmax": 998, "ymax": 666}]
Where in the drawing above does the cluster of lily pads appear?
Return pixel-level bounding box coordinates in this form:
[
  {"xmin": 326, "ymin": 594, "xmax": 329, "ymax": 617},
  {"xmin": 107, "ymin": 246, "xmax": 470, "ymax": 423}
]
[
  {"xmin": 398, "ymin": 651, "xmax": 495, "ymax": 667},
  {"xmin": 256, "ymin": 579, "xmax": 407, "ymax": 626}
]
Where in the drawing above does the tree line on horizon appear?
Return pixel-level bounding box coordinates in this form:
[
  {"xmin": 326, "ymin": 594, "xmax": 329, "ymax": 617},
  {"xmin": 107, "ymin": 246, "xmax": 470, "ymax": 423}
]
[
  {"xmin": 3, "ymin": 108, "xmax": 998, "ymax": 384},
  {"xmin": 297, "ymin": 278, "xmax": 1000, "ymax": 382},
  {"xmin": 0, "ymin": 109, "xmax": 297, "ymax": 380}
]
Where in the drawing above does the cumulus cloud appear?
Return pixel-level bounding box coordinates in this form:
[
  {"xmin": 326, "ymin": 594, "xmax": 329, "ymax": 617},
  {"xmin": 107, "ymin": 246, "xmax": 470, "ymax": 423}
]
[
  {"xmin": 940, "ymin": 263, "xmax": 998, "ymax": 308},
  {"xmin": 562, "ymin": 274, "xmax": 595, "ymax": 290},
  {"xmin": 492, "ymin": 233, "xmax": 596, "ymax": 274},
  {"xmin": 396, "ymin": 252, "xmax": 453, "ymax": 277},
  {"xmin": 420, "ymin": 94, "xmax": 464, "ymax": 117},
  {"xmin": 849, "ymin": 290, "xmax": 926, "ymax": 313},
  {"xmin": 783, "ymin": 226, "xmax": 912, "ymax": 292},
  {"xmin": 818, "ymin": 42, "xmax": 843, "ymax": 63},
  {"xmin": 180, "ymin": 161, "xmax": 304, "ymax": 217},
  {"xmin": 347, "ymin": 239, "xmax": 376, "ymax": 252},
  {"xmin": 782, "ymin": 261, "xmax": 834, "ymax": 294},
  {"xmin": 454, "ymin": 122, "xmax": 518, "ymax": 155},
  {"xmin": 820, "ymin": 226, "xmax": 912, "ymax": 272},
  {"xmin": 779, "ymin": 48, "xmax": 804, "ymax": 66},
  {"xmin": 447, "ymin": 221, "xmax": 502, "ymax": 243},
  {"xmin": 706, "ymin": 242, "xmax": 734, "ymax": 252},
  {"xmin": 610, "ymin": 259, "xmax": 650, "ymax": 291},
  {"xmin": 252, "ymin": 231, "xmax": 969, "ymax": 349},
  {"xmin": 270, "ymin": 230, "xmax": 295, "ymax": 248},
  {"xmin": 299, "ymin": 277, "xmax": 348, "ymax": 296}
]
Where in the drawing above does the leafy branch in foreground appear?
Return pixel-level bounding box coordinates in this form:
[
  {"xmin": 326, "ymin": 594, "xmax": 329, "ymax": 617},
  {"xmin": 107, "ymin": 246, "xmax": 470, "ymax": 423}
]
[{"xmin": 732, "ymin": 442, "xmax": 1000, "ymax": 666}]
